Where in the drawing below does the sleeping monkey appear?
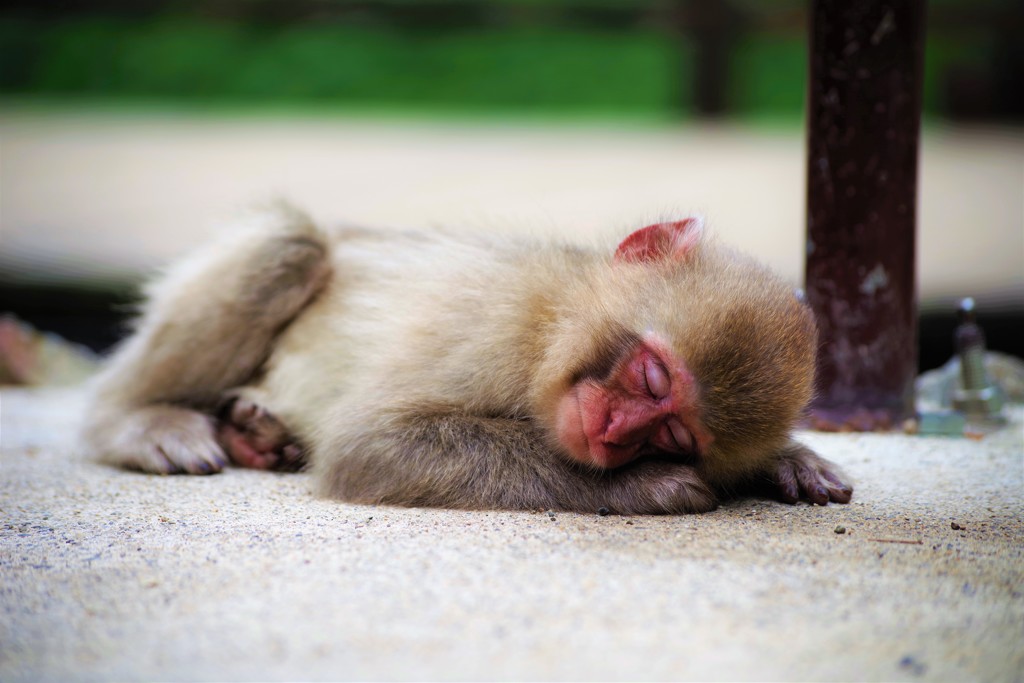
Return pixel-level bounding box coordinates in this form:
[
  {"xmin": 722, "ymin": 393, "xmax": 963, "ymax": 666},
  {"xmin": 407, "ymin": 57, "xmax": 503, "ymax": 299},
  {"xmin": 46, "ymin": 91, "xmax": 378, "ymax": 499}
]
[{"xmin": 83, "ymin": 205, "xmax": 852, "ymax": 514}]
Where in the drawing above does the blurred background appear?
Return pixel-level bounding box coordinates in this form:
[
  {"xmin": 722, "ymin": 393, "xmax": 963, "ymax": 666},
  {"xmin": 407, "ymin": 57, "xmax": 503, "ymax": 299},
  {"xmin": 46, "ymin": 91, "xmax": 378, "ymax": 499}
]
[{"xmin": 1, "ymin": 0, "xmax": 1021, "ymax": 374}]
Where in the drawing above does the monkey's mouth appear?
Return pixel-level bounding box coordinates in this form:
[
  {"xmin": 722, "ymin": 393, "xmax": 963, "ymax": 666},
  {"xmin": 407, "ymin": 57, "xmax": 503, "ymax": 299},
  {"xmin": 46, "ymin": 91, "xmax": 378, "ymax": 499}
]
[
  {"xmin": 587, "ymin": 440, "xmax": 648, "ymax": 470},
  {"xmin": 587, "ymin": 405, "xmax": 702, "ymax": 470},
  {"xmin": 555, "ymin": 386, "xmax": 633, "ymax": 469},
  {"xmin": 592, "ymin": 438, "xmax": 699, "ymax": 470},
  {"xmin": 584, "ymin": 414, "xmax": 700, "ymax": 470}
]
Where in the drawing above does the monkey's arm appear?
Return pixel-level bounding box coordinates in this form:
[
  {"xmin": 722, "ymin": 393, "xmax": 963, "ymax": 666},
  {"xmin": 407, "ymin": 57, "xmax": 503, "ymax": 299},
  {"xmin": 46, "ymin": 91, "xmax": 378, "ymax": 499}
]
[
  {"xmin": 314, "ymin": 406, "xmax": 718, "ymax": 514},
  {"xmin": 82, "ymin": 206, "xmax": 331, "ymax": 474}
]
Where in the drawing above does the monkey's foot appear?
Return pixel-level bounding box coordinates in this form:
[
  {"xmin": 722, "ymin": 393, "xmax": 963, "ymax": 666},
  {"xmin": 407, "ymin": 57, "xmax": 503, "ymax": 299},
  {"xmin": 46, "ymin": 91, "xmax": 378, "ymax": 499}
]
[
  {"xmin": 217, "ymin": 395, "xmax": 307, "ymax": 472},
  {"xmin": 772, "ymin": 444, "xmax": 853, "ymax": 505},
  {"xmin": 89, "ymin": 406, "xmax": 229, "ymax": 475}
]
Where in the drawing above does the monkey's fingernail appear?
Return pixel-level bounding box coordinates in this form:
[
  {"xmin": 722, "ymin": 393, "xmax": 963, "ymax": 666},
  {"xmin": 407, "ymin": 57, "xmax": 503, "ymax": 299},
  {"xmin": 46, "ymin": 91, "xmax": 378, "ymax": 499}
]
[
  {"xmin": 832, "ymin": 491, "xmax": 852, "ymax": 504},
  {"xmin": 815, "ymin": 486, "xmax": 829, "ymax": 503}
]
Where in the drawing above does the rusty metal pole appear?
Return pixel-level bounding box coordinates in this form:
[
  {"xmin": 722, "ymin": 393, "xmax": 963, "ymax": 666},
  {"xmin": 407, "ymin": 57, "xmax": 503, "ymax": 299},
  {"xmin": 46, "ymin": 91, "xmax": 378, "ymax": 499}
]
[{"xmin": 804, "ymin": 0, "xmax": 926, "ymax": 431}]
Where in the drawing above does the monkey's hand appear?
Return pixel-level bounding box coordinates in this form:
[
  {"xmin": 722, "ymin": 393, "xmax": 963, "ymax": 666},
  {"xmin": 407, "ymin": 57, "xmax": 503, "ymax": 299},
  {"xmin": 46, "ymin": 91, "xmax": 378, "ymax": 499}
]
[
  {"xmin": 599, "ymin": 460, "xmax": 718, "ymax": 515},
  {"xmin": 771, "ymin": 442, "xmax": 853, "ymax": 505}
]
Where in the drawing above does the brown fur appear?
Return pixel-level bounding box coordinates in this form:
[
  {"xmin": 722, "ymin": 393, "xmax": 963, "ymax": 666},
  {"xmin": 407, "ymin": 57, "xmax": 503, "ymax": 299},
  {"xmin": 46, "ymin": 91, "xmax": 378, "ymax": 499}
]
[{"xmin": 82, "ymin": 204, "xmax": 851, "ymax": 512}]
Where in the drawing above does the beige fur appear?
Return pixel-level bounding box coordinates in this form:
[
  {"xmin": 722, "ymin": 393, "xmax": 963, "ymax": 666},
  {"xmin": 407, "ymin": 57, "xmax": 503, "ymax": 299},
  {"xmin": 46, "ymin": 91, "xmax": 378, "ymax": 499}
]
[{"xmin": 82, "ymin": 204, "xmax": 851, "ymax": 513}]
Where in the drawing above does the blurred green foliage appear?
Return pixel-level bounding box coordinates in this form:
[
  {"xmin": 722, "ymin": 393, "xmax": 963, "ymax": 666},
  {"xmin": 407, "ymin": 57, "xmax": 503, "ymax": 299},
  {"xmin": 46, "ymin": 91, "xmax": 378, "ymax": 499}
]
[
  {"xmin": 731, "ymin": 36, "xmax": 807, "ymax": 118},
  {"xmin": 0, "ymin": 17, "xmax": 682, "ymax": 116},
  {"xmin": 0, "ymin": 6, "xmax": 1003, "ymax": 120}
]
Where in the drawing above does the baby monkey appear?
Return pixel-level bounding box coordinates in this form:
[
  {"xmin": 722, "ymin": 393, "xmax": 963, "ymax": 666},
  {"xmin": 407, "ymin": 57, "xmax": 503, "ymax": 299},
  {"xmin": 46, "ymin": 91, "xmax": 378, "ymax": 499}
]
[{"xmin": 83, "ymin": 205, "xmax": 852, "ymax": 514}]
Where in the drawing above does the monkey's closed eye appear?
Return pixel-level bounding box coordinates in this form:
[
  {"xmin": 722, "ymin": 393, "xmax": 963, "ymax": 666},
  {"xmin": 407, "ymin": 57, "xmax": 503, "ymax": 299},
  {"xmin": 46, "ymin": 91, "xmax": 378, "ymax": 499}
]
[
  {"xmin": 643, "ymin": 357, "xmax": 670, "ymax": 399},
  {"xmin": 666, "ymin": 417, "xmax": 694, "ymax": 454}
]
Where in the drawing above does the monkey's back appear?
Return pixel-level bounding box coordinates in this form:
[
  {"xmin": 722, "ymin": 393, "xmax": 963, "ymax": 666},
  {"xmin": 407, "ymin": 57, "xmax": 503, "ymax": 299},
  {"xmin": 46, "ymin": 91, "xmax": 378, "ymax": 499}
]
[{"xmin": 251, "ymin": 226, "xmax": 584, "ymax": 443}]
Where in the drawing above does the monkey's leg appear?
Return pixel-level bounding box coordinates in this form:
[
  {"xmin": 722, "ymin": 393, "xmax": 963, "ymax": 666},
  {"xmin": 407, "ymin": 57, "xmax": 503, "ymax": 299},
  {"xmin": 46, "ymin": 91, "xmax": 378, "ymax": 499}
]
[
  {"xmin": 84, "ymin": 205, "xmax": 331, "ymax": 474},
  {"xmin": 768, "ymin": 441, "xmax": 853, "ymax": 505},
  {"xmin": 216, "ymin": 390, "xmax": 307, "ymax": 472},
  {"xmin": 315, "ymin": 408, "xmax": 718, "ymax": 514}
]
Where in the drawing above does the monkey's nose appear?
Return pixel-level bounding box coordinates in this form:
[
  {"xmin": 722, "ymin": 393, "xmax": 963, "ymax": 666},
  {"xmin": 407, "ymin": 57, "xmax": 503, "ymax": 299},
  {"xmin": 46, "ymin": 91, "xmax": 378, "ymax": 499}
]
[{"xmin": 604, "ymin": 425, "xmax": 656, "ymax": 450}]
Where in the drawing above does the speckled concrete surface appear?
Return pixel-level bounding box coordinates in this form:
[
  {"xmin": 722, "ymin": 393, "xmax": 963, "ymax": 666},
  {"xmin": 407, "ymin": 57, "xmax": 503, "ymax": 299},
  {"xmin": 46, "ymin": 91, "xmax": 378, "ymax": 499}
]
[{"xmin": 1, "ymin": 386, "xmax": 1022, "ymax": 682}]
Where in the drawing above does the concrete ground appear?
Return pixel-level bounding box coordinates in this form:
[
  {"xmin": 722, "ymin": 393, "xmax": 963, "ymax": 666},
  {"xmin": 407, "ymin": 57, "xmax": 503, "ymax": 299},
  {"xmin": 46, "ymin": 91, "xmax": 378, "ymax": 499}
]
[
  {"xmin": 1, "ymin": 111, "xmax": 1023, "ymax": 681},
  {"xmin": 1, "ymin": 387, "xmax": 1022, "ymax": 681}
]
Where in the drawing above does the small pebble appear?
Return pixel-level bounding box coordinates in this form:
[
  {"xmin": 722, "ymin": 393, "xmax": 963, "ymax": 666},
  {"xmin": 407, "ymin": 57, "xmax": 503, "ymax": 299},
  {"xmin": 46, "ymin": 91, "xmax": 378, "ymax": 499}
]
[
  {"xmin": 898, "ymin": 655, "xmax": 927, "ymax": 676},
  {"xmin": 834, "ymin": 526, "xmax": 846, "ymax": 534},
  {"xmin": 597, "ymin": 507, "xmax": 610, "ymax": 516},
  {"xmin": 546, "ymin": 510, "xmax": 556, "ymax": 520},
  {"xmin": 951, "ymin": 522, "xmax": 963, "ymax": 530}
]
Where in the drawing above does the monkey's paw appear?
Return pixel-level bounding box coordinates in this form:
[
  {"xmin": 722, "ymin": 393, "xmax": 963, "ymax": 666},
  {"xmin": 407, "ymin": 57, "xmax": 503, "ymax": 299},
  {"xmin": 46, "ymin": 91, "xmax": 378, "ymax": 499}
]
[
  {"xmin": 772, "ymin": 443, "xmax": 853, "ymax": 505},
  {"xmin": 93, "ymin": 406, "xmax": 228, "ymax": 475},
  {"xmin": 217, "ymin": 395, "xmax": 306, "ymax": 472}
]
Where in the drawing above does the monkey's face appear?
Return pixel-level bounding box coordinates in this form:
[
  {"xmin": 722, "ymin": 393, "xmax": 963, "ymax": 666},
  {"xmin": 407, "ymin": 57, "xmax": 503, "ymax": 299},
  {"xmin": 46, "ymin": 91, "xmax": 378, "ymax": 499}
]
[
  {"xmin": 554, "ymin": 333, "xmax": 713, "ymax": 469},
  {"xmin": 543, "ymin": 217, "xmax": 818, "ymax": 479}
]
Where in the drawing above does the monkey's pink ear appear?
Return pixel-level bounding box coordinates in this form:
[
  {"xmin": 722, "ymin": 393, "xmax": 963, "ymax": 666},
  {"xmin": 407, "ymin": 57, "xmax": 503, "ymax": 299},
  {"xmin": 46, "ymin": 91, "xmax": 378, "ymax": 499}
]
[{"xmin": 614, "ymin": 217, "xmax": 705, "ymax": 264}]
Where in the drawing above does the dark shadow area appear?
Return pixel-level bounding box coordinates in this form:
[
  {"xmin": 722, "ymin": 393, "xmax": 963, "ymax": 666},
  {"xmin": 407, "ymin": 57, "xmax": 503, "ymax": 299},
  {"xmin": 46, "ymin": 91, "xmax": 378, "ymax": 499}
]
[{"xmin": 0, "ymin": 281, "xmax": 137, "ymax": 353}]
